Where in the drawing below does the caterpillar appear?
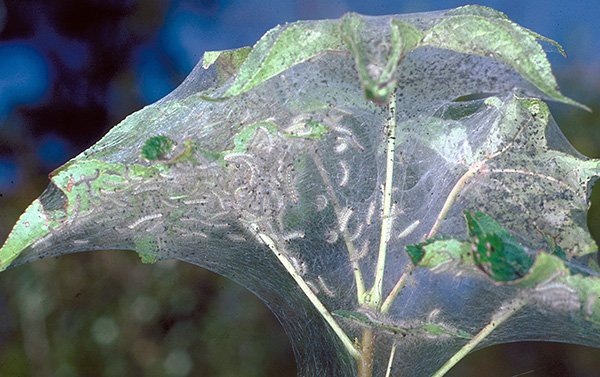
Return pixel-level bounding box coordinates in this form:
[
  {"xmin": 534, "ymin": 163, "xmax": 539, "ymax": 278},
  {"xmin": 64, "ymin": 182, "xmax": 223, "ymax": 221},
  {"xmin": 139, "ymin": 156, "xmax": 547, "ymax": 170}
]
[
  {"xmin": 338, "ymin": 207, "xmax": 353, "ymax": 233},
  {"xmin": 128, "ymin": 213, "xmax": 163, "ymax": 229},
  {"xmin": 285, "ymin": 164, "xmax": 299, "ymax": 204},
  {"xmin": 338, "ymin": 161, "xmax": 349, "ymax": 187},
  {"xmin": 318, "ymin": 276, "xmax": 335, "ymax": 297},
  {"xmin": 398, "ymin": 220, "xmax": 420, "ymax": 239},
  {"xmin": 315, "ymin": 195, "xmax": 328, "ymax": 211}
]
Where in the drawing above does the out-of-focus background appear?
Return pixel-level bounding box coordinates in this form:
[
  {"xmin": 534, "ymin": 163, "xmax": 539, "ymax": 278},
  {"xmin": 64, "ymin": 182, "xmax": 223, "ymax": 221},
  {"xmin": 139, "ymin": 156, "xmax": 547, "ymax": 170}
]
[{"xmin": 0, "ymin": 1, "xmax": 599, "ymax": 376}]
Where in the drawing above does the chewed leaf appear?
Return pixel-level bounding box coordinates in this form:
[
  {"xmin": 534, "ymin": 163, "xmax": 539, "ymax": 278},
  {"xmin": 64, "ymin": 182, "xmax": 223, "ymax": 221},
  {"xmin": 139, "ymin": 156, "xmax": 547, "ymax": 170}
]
[
  {"xmin": 408, "ymin": 211, "xmax": 582, "ymax": 285},
  {"xmin": 472, "ymin": 232, "xmax": 533, "ymax": 282},
  {"xmin": 0, "ymin": 159, "xmax": 172, "ymax": 269},
  {"xmin": 202, "ymin": 46, "xmax": 252, "ymax": 85},
  {"xmin": 405, "ymin": 238, "xmax": 470, "ymax": 268},
  {"xmin": 463, "ymin": 210, "xmax": 533, "ymax": 282},
  {"xmin": 406, "ymin": 212, "xmax": 534, "ymax": 283},
  {"xmin": 406, "ymin": 213, "xmax": 600, "ymax": 321}
]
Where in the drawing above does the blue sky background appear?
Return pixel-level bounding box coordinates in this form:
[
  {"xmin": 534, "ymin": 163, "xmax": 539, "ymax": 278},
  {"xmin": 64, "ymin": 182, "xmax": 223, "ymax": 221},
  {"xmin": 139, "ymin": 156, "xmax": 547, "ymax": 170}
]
[{"xmin": 1, "ymin": 0, "xmax": 599, "ymax": 113}]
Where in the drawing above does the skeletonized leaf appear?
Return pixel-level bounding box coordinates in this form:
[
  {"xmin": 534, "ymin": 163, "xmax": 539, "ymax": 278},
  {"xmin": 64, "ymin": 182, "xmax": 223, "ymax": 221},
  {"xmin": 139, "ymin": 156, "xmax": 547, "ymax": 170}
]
[{"xmin": 422, "ymin": 6, "xmax": 584, "ymax": 109}]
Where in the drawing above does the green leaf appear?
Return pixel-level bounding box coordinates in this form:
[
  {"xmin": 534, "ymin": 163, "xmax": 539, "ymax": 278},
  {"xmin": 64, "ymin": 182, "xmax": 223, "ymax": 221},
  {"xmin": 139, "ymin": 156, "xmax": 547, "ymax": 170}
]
[
  {"xmin": 463, "ymin": 211, "xmax": 535, "ymax": 279},
  {"xmin": 0, "ymin": 199, "xmax": 54, "ymax": 269},
  {"xmin": 281, "ymin": 119, "xmax": 329, "ymax": 140},
  {"xmin": 442, "ymin": 4, "xmax": 510, "ymax": 20},
  {"xmin": 140, "ymin": 135, "xmax": 176, "ymax": 161},
  {"xmin": 511, "ymin": 251, "xmax": 568, "ymax": 288},
  {"xmin": 444, "ymin": 5, "xmax": 567, "ymax": 57},
  {"xmin": 540, "ymin": 230, "xmax": 567, "ymax": 261},
  {"xmin": 406, "ymin": 238, "xmax": 470, "ymax": 268},
  {"xmin": 464, "ymin": 210, "xmax": 509, "ymax": 237},
  {"xmin": 225, "ymin": 20, "xmax": 345, "ymax": 97},
  {"xmin": 230, "ymin": 121, "xmax": 279, "ymax": 152},
  {"xmin": 471, "ymin": 232, "xmax": 533, "ymax": 283}
]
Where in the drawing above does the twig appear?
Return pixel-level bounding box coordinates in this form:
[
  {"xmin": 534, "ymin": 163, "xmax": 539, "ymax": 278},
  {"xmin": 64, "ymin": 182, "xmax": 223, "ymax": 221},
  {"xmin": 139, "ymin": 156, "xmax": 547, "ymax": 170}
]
[
  {"xmin": 385, "ymin": 343, "xmax": 398, "ymax": 377},
  {"xmin": 380, "ymin": 266, "xmax": 413, "ymax": 314},
  {"xmin": 431, "ymin": 297, "xmax": 527, "ymax": 377},
  {"xmin": 357, "ymin": 328, "xmax": 375, "ymax": 377},
  {"xmin": 426, "ymin": 163, "xmax": 481, "ymax": 239},
  {"xmin": 250, "ymin": 223, "xmax": 361, "ymax": 360}
]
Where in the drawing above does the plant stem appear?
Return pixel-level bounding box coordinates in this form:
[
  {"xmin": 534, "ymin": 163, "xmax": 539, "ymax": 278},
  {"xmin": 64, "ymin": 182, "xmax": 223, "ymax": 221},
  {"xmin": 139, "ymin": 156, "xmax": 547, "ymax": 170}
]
[
  {"xmin": 357, "ymin": 328, "xmax": 375, "ymax": 377},
  {"xmin": 250, "ymin": 223, "xmax": 362, "ymax": 360},
  {"xmin": 431, "ymin": 297, "xmax": 527, "ymax": 377},
  {"xmin": 369, "ymin": 90, "xmax": 397, "ymax": 309},
  {"xmin": 311, "ymin": 149, "xmax": 367, "ymax": 303},
  {"xmin": 426, "ymin": 163, "xmax": 481, "ymax": 239}
]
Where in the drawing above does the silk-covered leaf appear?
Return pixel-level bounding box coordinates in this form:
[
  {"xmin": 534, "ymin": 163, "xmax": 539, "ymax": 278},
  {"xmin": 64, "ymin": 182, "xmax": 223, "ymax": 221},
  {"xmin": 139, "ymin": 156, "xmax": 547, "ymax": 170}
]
[
  {"xmin": 422, "ymin": 5, "xmax": 583, "ymax": 109},
  {"xmin": 339, "ymin": 14, "xmax": 423, "ymax": 103},
  {"xmin": 207, "ymin": 8, "xmax": 581, "ymax": 107},
  {"xmin": 223, "ymin": 20, "xmax": 345, "ymax": 97}
]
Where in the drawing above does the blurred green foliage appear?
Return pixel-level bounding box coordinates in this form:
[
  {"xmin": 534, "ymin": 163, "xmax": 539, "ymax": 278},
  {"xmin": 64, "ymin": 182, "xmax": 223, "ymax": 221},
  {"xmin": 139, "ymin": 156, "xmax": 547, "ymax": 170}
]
[{"xmin": 0, "ymin": 252, "xmax": 295, "ymax": 376}]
